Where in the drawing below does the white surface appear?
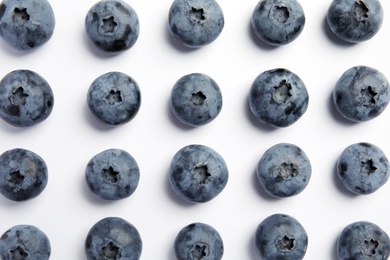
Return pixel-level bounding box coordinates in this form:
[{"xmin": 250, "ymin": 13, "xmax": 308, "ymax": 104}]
[{"xmin": 1, "ymin": 0, "xmax": 390, "ymax": 259}]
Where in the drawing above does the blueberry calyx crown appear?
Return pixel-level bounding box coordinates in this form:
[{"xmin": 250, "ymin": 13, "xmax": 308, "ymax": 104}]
[
  {"xmin": 271, "ymin": 5, "xmax": 290, "ymax": 24},
  {"xmin": 273, "ymin": 80, "xmax": 292, "ymax": 103},
  {"xmin": 191, "ymin": 242, "xmax": 209, "ymax": 259},
  {"xmin": 189, "ymin": 7, "xmax": 206, "ymax": 24},
  {"xmin": 277, "ymin": 235, "xmax": 295, "ymax": 252},
  {"xmin": 354, "ymin": 0, "xmax": 369, "ymax": 22}
]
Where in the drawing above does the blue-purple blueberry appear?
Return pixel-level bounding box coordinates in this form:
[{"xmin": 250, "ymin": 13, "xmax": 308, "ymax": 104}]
[
  {"xmin": 169, "ymin": 144, "xmax": 228, "ymax": 203},
  {"xmin": 85, "ymin": 0, "xmax": 140, "ymax": 52},
  {"xmin": 85, "ymin": 217, "xmax": 142, "ymax": 260},
  {"xmin": 0, "ymin": 0, "xmax": 55, "ymax": 51},
  {"xmin": 85, "ymin": 148, "xmax": 140, "ymax": 201},
  {"xmin": 174, "ymin": 222, "xmax": 223, "ymax": 260},
  {"xmin": 338, "ymin": 221, "xmax": 390, "ymax": 259},
  {"xmin": 0, "ymin": 70, "xmax": 54, "ymax": 127},
  {"xmin": 337, "ymin": 142, "xmax": 389, "ymax": 195},
  {"xmin": 249, "ymin": 68, "xmax": 309, "ymax": 128},
  {"xmin": 0, "ymin": 224, "xmax": 51, "ymax": 260},
  {"xmin": 327, "ymin": 0, "xmax": 383, "ymax": 43},
  {"xmin": 0, "ymin": 148, "xmax": 48, "ymax": 202},
  {"xmin": 257, "ymin": 143, "xmax": 311, "ymax": 198},
  {"xmin": 255, "ymin": 213, "xmax": 308, "ymax": 260},
  {"xmin": 333, "ymin": 65, "xmax": 390, "ymax": 122},
  {"xmin": 168, "ymin": 0, "xmax": 224, "ymax": 48},
  {"xmin": 170, "ymin": 73, "xmax": 222, "ymax": 127},
  {"xmin": 87, "ymin": 71, "xmax": 141, "ymax": 126},
  {"xmin": 251, "ymin": 0, "xmax": 305, "ymax": 46}
]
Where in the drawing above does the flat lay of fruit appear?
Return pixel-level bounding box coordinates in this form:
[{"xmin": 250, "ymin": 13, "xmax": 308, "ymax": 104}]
[{"xmin": 0, "ymin": 0, "xmax": 390, "ymax": 259}]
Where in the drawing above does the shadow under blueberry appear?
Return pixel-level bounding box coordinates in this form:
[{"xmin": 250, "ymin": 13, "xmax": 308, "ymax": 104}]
[
  {"xmin": 327, "ymin": 91, "xmax": 358, "ymax": 126},
  {"xmin": 332, "ymin": 234, "xmax": 340, "ymax": 260},
  {"xmin": 248, "ymin": 19, "xmax": 278, "ymax": 51},
  {"xmin": 322, "ymin": 15, "xmax": 356, "ymax": 47},
  {"xmin": 248, "ymin": 234, "xmax": 259, "ymax": 260}
]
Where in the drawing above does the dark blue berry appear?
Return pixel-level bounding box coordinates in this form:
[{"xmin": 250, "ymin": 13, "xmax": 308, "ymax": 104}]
[
  {"xmin": 85, "ymin": 148, "xmax": 140, "ymax": 201},
  {"xmin": 170, "ymin": 73, "xmax": 223, "ymax": 127},
  {"xmin": 0, "ymin": 148, "xmax": 48, "ymax": 201},
  {"xmin": 169, "ymin": 144, "xmax": 228, "ymax": 203},
  {"xmin": 87, "ymin": 71, "xmax": 141, "ymax": 126},
  {"xmin": 0, "ymin": 70, "xmax": 54, "ymax": 127},
  {"xmin": 85, "ymin": 217, "xmax": 142, "ymax": 260},
  {"xmin": 251, "ymin": 0, "xmax": 305, "ymax": 46},
  {"xmin": 85, "ymin": 0, "xmax": 140, "ymax": 52},
  {"xmin": 168, "ymin": 0, "xmax": 224, "ymax": 48},
  {"xmin": 174, "ymin": 222, "xmax": 224, "ymax": 260}
]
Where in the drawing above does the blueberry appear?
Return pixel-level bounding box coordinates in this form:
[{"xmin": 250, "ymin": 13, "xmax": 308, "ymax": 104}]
[
  {"xmin": 327, "ymin": 0, "xmax": 383, "ymax": 43},
  {"xmin": 87, "ymin": 71, "xmax": 141, "ymax": 126},
  {"xmin": 249, "ymin": 68, "xmax": 309, "ymax": 128},
  {"xmin": 169, "ymin": 144, "xmax": 228, "ymax": 203},
  {"xmin": 338, "ymin": 221, "xmax": 390, "ymax": 259},
  {"xmin": 255, "ymin": 213, "xmax": 308, "ymax": 260},
  {"xmin": 337, "ymin": 142, "xmax": 389, "ymax": 195},
  {"xmin": 256, "ymin": 143, "xmax": 311, "ymax": 198},
  {"xmin": 168, "ymin": 0, "xmax": 224, "ymax": 48},
  {"xmin": 0, "ymin": 148, "xmax": 48, "ymax": 202},
  {"xmin": 170, "ymin": 73, "xmax": 223, "ymax": 127},
  {"xmin": 85, "ymin": 148, "xmax": 140, "ymax": 201},
  {"xmin": 0, "ymin": 224, "xmax": 51, "ymax": 260},
  {"xmin": 85, "ymin": 216, "xmax": 142, "ymax": 260},
  {"xmin": 0, "ymin": 0, "xmax": 55, "ymax": 51},
  {"xmin": 0, "ymin": 70, "xmax": 54, "ymax": 127},
  {"xmin": 333, "ymin": 65, "xmax": 390, "ymax": 122},
  {"xmin": 174, "ymin": 222, "xmax": 224, "ymax": 260},
  {"xmin": 85, "ymin": 0, "xmax": 140, "ymax": 52},
  {"xmin": 251, "ymin": 0, "xmax": 305, "ymax": 46}
]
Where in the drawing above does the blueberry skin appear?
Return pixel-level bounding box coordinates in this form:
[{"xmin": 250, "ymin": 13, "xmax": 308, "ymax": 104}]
[
  {"xmin": 0, "ymin": 224, "xmax": 51, "ymax": 260},
  {"xmin": 257, "ymin": 143, "xmax": 311, "ymax": 198},
  {"xmin": 0, "ymin": 148, "xmax": 48, "ymax": 202},
  {"xmin": 87, "ymin": 71, "xmax": 141, "ymax": 126},
  {"xmin": 85, "ymin": 148, "xmax": 140, "ymax": 201},
  {"xmin": 337, "ymin": 142, "xmax": 389, "ymax": 195},
  {"xmin": 170, "ymin": 73, "xmax": 222, "ymax": 127},
  {"xmin": 0, "ymin": 0, "xmax": 55, "ymax": 51},
  {"xmin": 0, "ymin": 70, "xmax": 54, "ymax": 127},
  {"xmin": 174, "ymin": 222, "xmax": 224, "ymax": 260},
  {"xmin": 255, "ymin": 213, "xmax": 308, "ymax": 260},
  {"xmin": 85, "ymin": 0, "xmax": 140, "ymax": 52},
  {"xmin": 168, "ymin": 0, "xmax": 224, "ymax": 48},
  {"xmin": 333, "ymin": 66, "xmax": 390, "ymax": 122},
  {"xmin": 169, "ymin": 144, "xmax": 228, "ymax": 203},
  {"xmin": 327, "ymin": 0, "xmax": 383, "ymax": 43},
  {"xmin": 85, "ymin": 217, "xmax": 142, "ymax": 260},
  {"xmin": 249, "ymin": 68, "xmax": 309, "ymax": 128},
  {"xmin": 251, "ymin": 0, "xmax": 305, "ymax": 46},
  {"xmin": 338, "ymin": 221, "xmax": 390, "ymax": 259}
]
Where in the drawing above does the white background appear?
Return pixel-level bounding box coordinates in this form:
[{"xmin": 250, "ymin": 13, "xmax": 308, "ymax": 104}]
[{"xmin": 1, "ymin": 0, "xmax": 390, "ymax": 259}]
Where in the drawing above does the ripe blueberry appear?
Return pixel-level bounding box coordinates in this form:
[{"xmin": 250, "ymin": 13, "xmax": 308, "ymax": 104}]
[
  {"xmin": 0, "ymin": 148, "xmax": 48, "ymax": 202},
  {"xmin": 0, "ymin": 0, "xmax": 55, "ymax": 51},
  {"xmin": 170, "ymin": 73, "xmax": 223, "ymax": 127},
  {"xmin": 333, "ymin": 65, "xmax": 390, "ymax": 122},
  {"xmin": 0, "ymin": 70, "xmax": 54, "ymax": 127},
  {"xmin": 0, "ymin": 224, "xmax": 51, "ymax": 260},
  {"xmin": 174, "ymin": 222, "xmax": 224, "ymax": 260},
  {"xmin": 255, "ymin": 213, "xmax": 308, "ymax": 260},
  {"xmin": 337, "ymin": 142, "xmax": 389, "ymax": 195},
  {"xmin": 85, "ymin": 217, "xmax": 142, "ymax": 260},
  {"xmin": 256, "ymin": 143, "xmax": 311, "ymax": 198},
  {"xmin": 338, "ymin": 221, "xmax": 390, "ymax": 259},
  {"xmin": 168, "ymin": 0, "xmax": 224, "ymax": 48},
  {"xmin": 169, "ymin": 144, "xmax": 228, "ymax": 203},
  {"xmin": 251, "ymin": 0, "xmax": 305, "ymax": 46},
  {"xmin": 87, "ymin": 71, "xmax": 141, "ymax": 126},
  {"xmin": 85, "ymin": 148, "xmax": 140, "ymax": 201},
  {"xmin": 249, "ymin": 68, "xmax": 309, "ymax": 128},
  {"xmin": 327, "ymin": 0, "xmax": 383, "ymax": 43},
  {"xmin": 85, "ymin": 0, "xmax": 140, "ymax": 52}
]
